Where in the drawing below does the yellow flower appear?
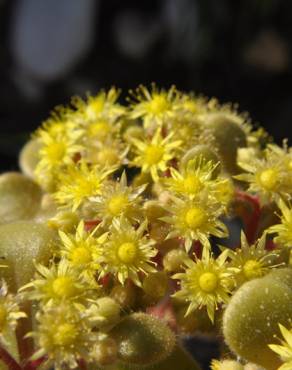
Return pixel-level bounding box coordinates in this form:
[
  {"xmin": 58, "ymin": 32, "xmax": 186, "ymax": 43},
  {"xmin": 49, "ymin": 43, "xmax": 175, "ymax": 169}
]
[
  {"xmin": 166, "ymin": 114, "xmax": 202, "ymax": 149},
  {"xmin": 173, "ymin": 247, "xmax": 234, "ymax": 323},
  {"xmin": 92, "ymin": 171, "xmax": 146, "ymax": 226},
  {"xmin": 267, "ymin": 198, "xmax": 292, "ymax": 248},
  {"xmin": 173, "ymin": 93, "xmax": 206, "ymax": 115},
  {"xmin": 53, "ymin": 160, "xmax": 116, "ymax": 211},
  {"xmin": 85, "ymin": 117, "xmax": 124, "ymax": 147},
  {"xmin": 163, "ymin": 160, "xmax": 219, "ymax": 199},
  {"xmin": 87, "ymin": 139, "xmax": 128, "ymax": 167},
  {"xmin": 99, "ymin": 217, "xmax": 157, "ymax": 286},
  {"xmin": 20, "ymin": 259, "xmax": 97, "ymax": 305},
  {"xmin": 128, "ymin": 84, "xmax": 180, "ymax": 128},
  {"xmin": 0, "ymin": 281, "xmax": 26, "ymax": 335},
  {"xmin": 211, "ymin": 177, "xmax": 235, "ymax": 209},
  {"xmin": 161, "ymin": 195, "xmax": 227, "ymax": 251},
  {"xmin": 35, "ymin": 128, "xmax": 83, "ymax": 190},
  {"xmin": 29, "ymin": 303, "xmax": 96, "ymax": 370},
  {"xmin": 269, "ymin": 323, "xmax": 292, "ymax": 370},
  {"xmin": 227, "ymin": 232, "xmax": 279, "ymax": 286},
  {"xmin": 236, "ymin": 144, "xmax": 292, "ymax": 203},
  {"xmin": 210, "ymin": 359, "xmax": 244, "ymax": 370},
  {"xmin": 59, "ymin": 221, "xmax": 108, "ymax": 283},
  {"xmin": 72, "ymin": 87, "xmax": 125, "ymax": 123},
  {"xmin": 130, "ymin": 128, "xmax": 181, "ymax": 182}
]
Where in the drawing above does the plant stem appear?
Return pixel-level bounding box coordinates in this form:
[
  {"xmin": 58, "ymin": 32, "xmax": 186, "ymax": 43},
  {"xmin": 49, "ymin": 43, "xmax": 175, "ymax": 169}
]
[
  {"xmin": 235, "ymin": 190, "xmax": 261, "ymax": 243},
  {"xmin": 16, "ymin": 302, "xmax": 34, "ymax": 366},
  {"xmin": 77, "ymin": 359, "xmax": 87, "ymax": 370},
  {"xmin": 0, "ymin": 345, "xmax": 22, "ymax": 370}
]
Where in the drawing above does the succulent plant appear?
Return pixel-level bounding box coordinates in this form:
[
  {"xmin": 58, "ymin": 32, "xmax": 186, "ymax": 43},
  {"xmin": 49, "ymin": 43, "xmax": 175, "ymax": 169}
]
[{"xmin": 0, "ymin": 85, "xmax": 291, "ymax": 370}]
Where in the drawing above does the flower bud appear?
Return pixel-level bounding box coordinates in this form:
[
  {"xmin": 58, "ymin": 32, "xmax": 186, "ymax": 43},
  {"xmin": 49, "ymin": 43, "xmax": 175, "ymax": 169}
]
[
  {"xmin": 91, "ymin": 336, "xmax": 118, "ymax": 366},
  {"xmin": 0, "ymin": 172, "xmax": 42, "ymax": 224},
  {"xmin": 205, "ymin": 113, "xmax": 247, "ymax": 174},
  {"xmin": 142, "ymin": 272, "xmax": 168, "ymax": 299},
  {"xmin": 112, "ymin": 312, "xmax": 176, "ymax": 367},
  {"xmin": 110, "ymin": 283, "xmax": 137, "ymax": 309},
  {"xmin": 163, "ymin": 249, "xmax": 188, "ymax": 272},
  {"xmin": 180, "ymin": 144, "xmax": 221, "ymax": 178},
  {"xmin": 19, "ymin": 139, "xmax": 41, "ymax": 179},
  {"xmin": 93, "ymin": 297, "xmax": 120, "ymax": 331},
  {"xmin": 223, "ymin": 273, "xmax": 292, "ymax": 369},
  {"xmin": 0, "ymin": 221, "xmax": 55, "ymax": 291}
]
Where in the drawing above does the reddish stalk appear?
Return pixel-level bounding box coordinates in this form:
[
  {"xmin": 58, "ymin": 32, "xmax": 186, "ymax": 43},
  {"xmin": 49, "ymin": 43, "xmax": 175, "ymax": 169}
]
[
  {"xmin": 16, "ymin": 302, "xmax": 34, "ymax": 366},
  {"xmin": 23, "ymin": 357, "xmax": 46, "ymax": 370},
  {"xmin": 77, "ymin": 359, "xmax": 87, "ymax": 370},
  {"xmin": 0, "ymin": 345, "xmax": 22, "ymax": 370},
  {"xmin": 235, "ymin": 190, "xmax": 261, "ymax": 244}
]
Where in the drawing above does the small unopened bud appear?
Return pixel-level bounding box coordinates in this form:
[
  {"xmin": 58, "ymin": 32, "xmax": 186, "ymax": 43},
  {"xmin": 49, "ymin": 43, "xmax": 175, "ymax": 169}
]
[
  {"xmin": 110, "ymin": 283, "xmax": 137, "ymax": 309},
  {"xmin": 163, "ymin": 249, "xmax": 188, "ymax": 272},
  {"xmin": 142, "ymin": 272, "xmax": 168, "ymax": 299},
  {"xmin": 91, "ymin": 297, "xmax": 120, "ymax": 331},
  {"xmin": 112, "ymin": 312, "xmax": 176, "ymax": 367},
  {"xmin": 0, "ymin": 172, "xmax": 42, "ymax": 224},
  {"xmin": 91, "ymin": 336, "xmax": 118, "ymax": 366},
  {"xmin": 149, "ymin": 221, "xmax": 170, "ymax": 243},
  {"xmin": 19, "ymin": 139, "xmax": 41, "ymax": 179}
]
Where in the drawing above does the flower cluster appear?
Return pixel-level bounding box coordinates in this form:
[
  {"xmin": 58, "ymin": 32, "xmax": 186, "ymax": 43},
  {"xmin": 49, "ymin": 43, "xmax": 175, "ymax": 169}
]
[{"xmin": 1, "ymin": 85, "xmax": 292, "ymax": 370}]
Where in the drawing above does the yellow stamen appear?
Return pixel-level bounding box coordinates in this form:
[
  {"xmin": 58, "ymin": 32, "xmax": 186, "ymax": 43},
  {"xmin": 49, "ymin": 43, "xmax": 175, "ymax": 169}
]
[
  {"xmin": 145, "ymin": 145, "xmax": 164, "ymax": 165},
  {"xmin": 117, "ymin": 242, "xmax": 137, "ymax": 264},
  {"xmin": 108, "ymin": 195, "xmax": 129, "ymax": 216},
  {"xmin": 185, "ymin": 207, "xmax": 206, "ymax": 230},
  {"xmin": 199, "ymin": 272, "xmax": 218, "ymax": 293}
]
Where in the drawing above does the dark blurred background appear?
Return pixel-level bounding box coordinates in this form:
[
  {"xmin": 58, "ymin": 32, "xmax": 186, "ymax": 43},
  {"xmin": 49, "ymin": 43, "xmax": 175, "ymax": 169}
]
[{"xmin": 1, "ymin": 0, "xmax": 292, "ymax": 172}]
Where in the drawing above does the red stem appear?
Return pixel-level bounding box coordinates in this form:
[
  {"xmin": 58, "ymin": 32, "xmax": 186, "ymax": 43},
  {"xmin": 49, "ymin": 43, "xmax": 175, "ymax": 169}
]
[
  {"xmin": 0, "ymin": 345, "xmax": 22, "ymax": 370},
  {"xmin": 235, "ymin": 190, "xmax": 261, "ymax": 244},
  {"xmin": 23, "ymin": 357, "xmax": 46, "ymax": 370},
  {"xmin": 77, "ymin": 359, "xmax": 87, "ymax": 370}
]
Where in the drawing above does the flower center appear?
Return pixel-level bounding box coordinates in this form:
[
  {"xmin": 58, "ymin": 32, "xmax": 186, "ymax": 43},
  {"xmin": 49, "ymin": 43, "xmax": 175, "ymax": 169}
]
[
  {"xmin": 148, "ymin": 95, "xmax": 169, "ymax": 114},
  {"xmin": 108, "ymin": 195, "xmax": 129, "ymax": 216},
  {"xmin": 46, "ymin": 142, "xmax": 66, "ymax": 163},
  {"xmin": 53, "ymin": 323, "xmax": 78, "ymax": 346},
  {"xmin": 258, "ymin": 168, "xmax": 278, "ymax": 191},
  {"xmin": 70, "ymin": 246, "xmax": 92, "ymax": 265},
  {"xmin": 52, "ymin": 276, "xmax": 77, "ymax": 298},
  {"xmin": 185, "ymin": 207, "xmax": 206, "ymax": 230},
  {"xmin": 199, "ymin": 272, "xmax": 218, "ymax": 293},
  {"xmin": 0, "ymin": 305, "xmax": 7, "ymax": 331},
  {"xmin": 183, "ymin": 175, "xmax": 202, "ymax": 194},
  {"xmin": 145, "ymin": 145, "xmax": 164, "ymax": 165},
  {"xmin": 88, "ymin": 120, "xmax": 110, "ymax": 139},
  {"xmin": 243, "ymin": 259, "xmax": 263, "ymax": 280},
  {"xmin": 117, "ymin": 242, "xmax": 137, "ymax": 264}
]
